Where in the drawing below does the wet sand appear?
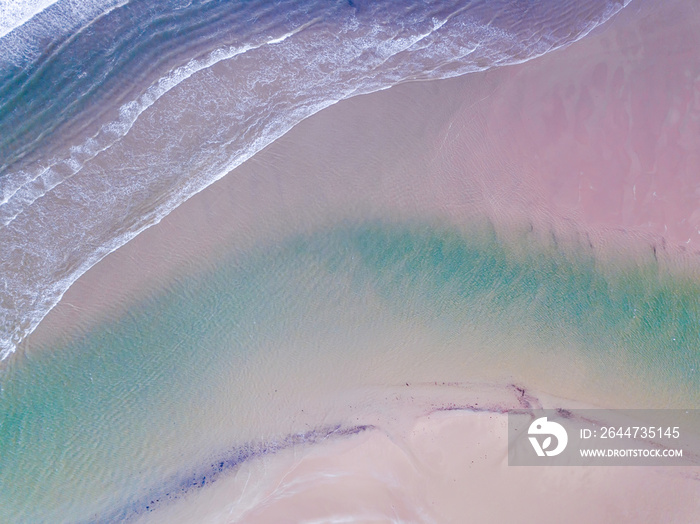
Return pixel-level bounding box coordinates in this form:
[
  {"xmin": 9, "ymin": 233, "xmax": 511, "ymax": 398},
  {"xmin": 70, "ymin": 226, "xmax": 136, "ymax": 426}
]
[
  {"xmin": 18, "ymin": 0, "xmax": 700, "ymax": 520},
  {"xmin": 27, "ymin": 0, "xmax": 700, "ymax": 351},
  {"xmin": 138, "ymin": 386, "xmax": 700, "ymax": 524}
]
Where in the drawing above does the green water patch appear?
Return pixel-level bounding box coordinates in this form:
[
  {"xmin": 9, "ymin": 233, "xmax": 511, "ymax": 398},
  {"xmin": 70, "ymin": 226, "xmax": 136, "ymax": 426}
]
[{"xmin": 1, "ymin": 219, "xmax": 698, "ymax": 521}]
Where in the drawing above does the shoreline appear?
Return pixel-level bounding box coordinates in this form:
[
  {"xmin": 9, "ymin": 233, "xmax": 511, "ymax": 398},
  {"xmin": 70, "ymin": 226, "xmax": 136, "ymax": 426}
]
[
  {"xmin": 21, "ymin": 0, "xmax": 700, "ymax": 359},
  {"xmin": 0, "ymin": 0, "xmax": 634, "ymax": 360},
  {"xmin": 84, "ymin": 380, "xmax": 543, "ymax": 521},
  {"xmin": 3, "ymin": 0, "xmax": 699, "ymax": 520},
  {"xmin": 131, "ymin": 381, "xmax": 700, "ymax": 523}
]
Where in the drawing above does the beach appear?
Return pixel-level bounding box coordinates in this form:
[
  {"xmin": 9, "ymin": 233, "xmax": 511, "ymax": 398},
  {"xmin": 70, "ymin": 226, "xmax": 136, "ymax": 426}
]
[
  {"xmin": 1, "ymin": 0, "xmax": 700, "ymax": 521},
  {"xmin": 141, "ymin": 407, "xmax": 700, "ymax": 524}
]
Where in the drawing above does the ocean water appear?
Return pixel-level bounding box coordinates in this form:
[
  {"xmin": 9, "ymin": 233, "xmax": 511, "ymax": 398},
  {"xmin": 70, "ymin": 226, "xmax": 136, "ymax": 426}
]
[
  {"xmin": 1, "ymin": 219, "xmax": 698, "ymax": 522},
  {"xmin": 4, "ymin": 0, "xmax": 697, "ymax": 520},
  {"xmin": 0, "ymin": 0, "xmax": 632, "ymax": 358}
]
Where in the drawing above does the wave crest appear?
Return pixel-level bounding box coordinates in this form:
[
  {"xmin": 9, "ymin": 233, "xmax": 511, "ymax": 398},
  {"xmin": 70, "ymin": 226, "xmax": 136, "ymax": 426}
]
[{"xmin": 0, "ymin": 0, "xmax": 632, "ymax": 359}]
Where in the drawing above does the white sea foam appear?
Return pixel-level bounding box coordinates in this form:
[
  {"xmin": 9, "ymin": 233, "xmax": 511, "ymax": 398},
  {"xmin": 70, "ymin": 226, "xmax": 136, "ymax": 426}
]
[
  {"xmin": 0, "ymin": 0, "xmax": 67, "ymax": 39},
  {"xmin": 0, "ymin": 18, "xmax": 323, "ymax": 218},
  {"xmin": 0, "ymin": 0, "xmax": 123, "ymax": 65},
  {"xmin": 0, "ymin": 0, "xmax": 634, "ymax": 359}
]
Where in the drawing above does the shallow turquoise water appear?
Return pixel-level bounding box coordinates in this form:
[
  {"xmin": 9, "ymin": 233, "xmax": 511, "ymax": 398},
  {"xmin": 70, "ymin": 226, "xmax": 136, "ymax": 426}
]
[{"xmin": 1, "ymin": 219, "xmax": 698, "ymax": 521}]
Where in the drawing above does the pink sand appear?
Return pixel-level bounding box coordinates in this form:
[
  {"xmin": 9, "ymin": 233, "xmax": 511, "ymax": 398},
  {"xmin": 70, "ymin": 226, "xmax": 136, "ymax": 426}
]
[
  {"xmin": 28, "ymin": 0, "xmax": 700, "ymax": 351},
  {"xmin": 141, "ymin": 385, "xmax": 700, "ymax": 524},
  {"xmin": 23, "ymin": 0, "xmax": 700, "ymax": 520}
]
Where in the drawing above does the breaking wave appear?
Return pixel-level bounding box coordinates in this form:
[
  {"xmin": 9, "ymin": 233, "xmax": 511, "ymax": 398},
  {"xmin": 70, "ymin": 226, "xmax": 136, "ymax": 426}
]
[{"xmin": 0, "ymin": 0, "xmax": 632, "ymax": 358}]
